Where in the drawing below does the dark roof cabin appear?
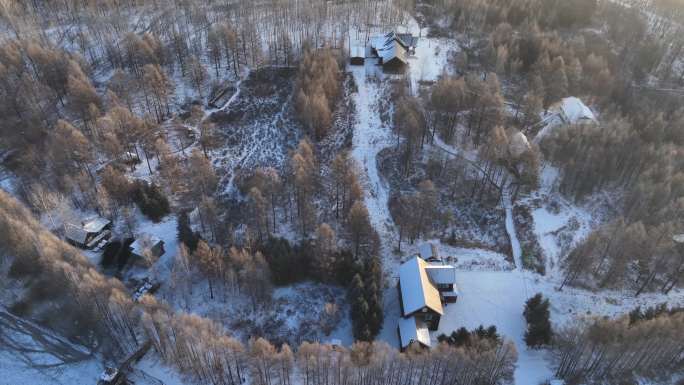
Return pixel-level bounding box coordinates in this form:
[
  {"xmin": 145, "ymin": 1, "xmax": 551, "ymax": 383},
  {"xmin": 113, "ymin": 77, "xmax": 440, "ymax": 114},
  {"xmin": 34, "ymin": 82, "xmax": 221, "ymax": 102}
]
[
  {"xmin": 396, "ymin": 33, "xmax": 418, "ymax": 50},
  {"xmin": 368, "ymin": 32, "xmax": 416, "ymax": 70},
  {"xmin": 65, "ymin": 216, "xmax": 112, "ymax": 249},
  {"xmin": 98, "ymin": 367, "xmax": 122, "ymax": 385}
]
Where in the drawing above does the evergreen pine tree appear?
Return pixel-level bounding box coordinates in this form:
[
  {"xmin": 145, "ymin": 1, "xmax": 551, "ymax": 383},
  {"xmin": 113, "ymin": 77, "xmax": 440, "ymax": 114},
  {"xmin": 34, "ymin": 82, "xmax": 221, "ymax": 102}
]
[
  {"xmin": 524, "ymin": 293, "xmax": 552, "ymax": 347},
  {"xmin": 352, "ymin": 298, "xmax": 369, "ymax": 340},
  {"xmin": 177, "ymin": 211, "xmax": 200, "ymax": 252},
  {"xmin": 362, "ymin": 256, "xmax": 383, "ymax": 338},
  {"xmin": 450, "ymin": 327, "xmax": 471, "ymax": 347},
  {"xmin": 132, "ymin": 181, "xmax": 170, "ymax": 222},
  {"xmin": 350, "ymin": 274, "xmax": 365, "ymax": 326}
]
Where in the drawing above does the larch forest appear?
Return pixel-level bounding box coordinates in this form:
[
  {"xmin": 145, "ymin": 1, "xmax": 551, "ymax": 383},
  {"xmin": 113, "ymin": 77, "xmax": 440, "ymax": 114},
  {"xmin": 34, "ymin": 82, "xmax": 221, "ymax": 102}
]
[{"xmin": 0, "ymin": 1, "xmax": 683, "ymax": 385}]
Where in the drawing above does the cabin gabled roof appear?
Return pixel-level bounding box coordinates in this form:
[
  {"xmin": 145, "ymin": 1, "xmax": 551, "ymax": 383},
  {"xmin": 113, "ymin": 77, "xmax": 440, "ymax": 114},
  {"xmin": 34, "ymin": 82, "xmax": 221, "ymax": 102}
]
[
  {"xmin": 65, "ymin": 223, "xmax": 88, "ymax": 245},
  {"xmin": 379, "ymin": 40, "xmax": 407, "ymax": 65},
  {"xmin": 399, "ymin": 257, "xmax": 443, "ymax": 316},
  {"xmin": 396, "ymin": 33, "xmax": 418, "ymax": 49},
  {"xmin": 369, "ymin": 32, "xmax": 411, "ymax": 65},
  {"xmin": 556, "ymin": 97, "xmax": 596, "ymax": 124},
  {"xmin": 82, "ymin": 216, "xmax": 111, "ymax": 234}
]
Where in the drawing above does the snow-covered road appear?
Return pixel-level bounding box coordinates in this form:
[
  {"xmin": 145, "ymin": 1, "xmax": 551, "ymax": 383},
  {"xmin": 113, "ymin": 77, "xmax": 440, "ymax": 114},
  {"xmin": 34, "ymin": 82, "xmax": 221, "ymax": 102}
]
[{"xmin": 349, "ymin": 64, "xmax": 395, "ymax": 257}]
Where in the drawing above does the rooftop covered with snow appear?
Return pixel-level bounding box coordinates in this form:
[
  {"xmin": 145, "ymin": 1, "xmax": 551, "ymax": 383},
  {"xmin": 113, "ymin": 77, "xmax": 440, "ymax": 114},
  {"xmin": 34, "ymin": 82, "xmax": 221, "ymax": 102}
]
[
  {"xmin": 417, "ymin": 242, "xmax": 439, "ymax": 260},
  {"xmin": 65, "ymin": 224, "xmax": 88, "ymax": 245},
  {"xmin": 350, "ymin": 46, "xmax": 365, "ymax": 58},
  {"xmin": 398, "ymin": 257, "xmax": 443, "ymax": 316},
  {"xmin": 398, "ymin": 315, "xmax": 431, "ymax": 349},
  {"xmin": 82, "ymin": 216, "xmax": 111, "ymax": 233},
  {"xmin": 509, "ymin": 131, "xmax": 531, "ymax": 158},
  {"xmin": 555, "ymin": 97, "xmax": 596, "ymax": 124},
  {"xmin": 535, "ymin": 97, "xmax": 598, "ymax": 143},
  {"xmin": 130, "ymin": 235, "xmax": 164, "ymax": 256},
  {"xmin": 368, "ymin": 32, "xmax": 416, "ymax": 66},
  {"xmin": 424, "ymin": 264, "xmax": 458, "ymax": 287}
]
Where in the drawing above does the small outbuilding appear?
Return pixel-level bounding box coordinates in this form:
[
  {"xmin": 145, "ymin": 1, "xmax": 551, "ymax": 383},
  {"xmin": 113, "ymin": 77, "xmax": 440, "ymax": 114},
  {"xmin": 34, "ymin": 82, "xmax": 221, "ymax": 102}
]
[
  {"xmin": 350, "ymin": 46, "xmax": 365, "ymax": 65},
  {"xmin": 98, "ymin": 367, "xmax": 122, "ymax": 385},
  {"xmin": 535, "ymin": 97, "xmax": 597, "ymax": 143},
  {"xmin": 417, "ymin": 242, "xmax": 440, "ymax": 262},
  {"xmin": 326, "ymin": 339, "xmax": 343, "ymax": 350},
  {"xmin": 130, "ymin": 235, "xmax": 165, "ymax": 262},
  {"xmin": 398, "ymin": 315, "xmax": 431, "ymax": 351}
]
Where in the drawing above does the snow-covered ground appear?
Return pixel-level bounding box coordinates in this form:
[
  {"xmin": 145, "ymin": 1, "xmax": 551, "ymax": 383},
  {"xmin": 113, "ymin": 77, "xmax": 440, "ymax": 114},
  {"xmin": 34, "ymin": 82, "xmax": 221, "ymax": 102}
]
[
  {"xmin": 0, "ymin": 308, "xmax": 103, "ymax": 385},
  {"xmin": 526, "ymin": 166, "xmax": 599, "ymax": 276},
  {"xmin": 407, "ymin": 36, "xmax": 458, "ymax": 93},
  {"xmin": 0, "ymin": 351, "xmax": 102, "ymax": 385},
  {"xmin": 133, "ymin": 355, "xmax": 190, "ymax": 385}
]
